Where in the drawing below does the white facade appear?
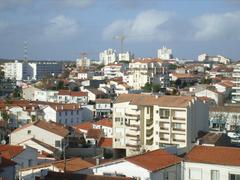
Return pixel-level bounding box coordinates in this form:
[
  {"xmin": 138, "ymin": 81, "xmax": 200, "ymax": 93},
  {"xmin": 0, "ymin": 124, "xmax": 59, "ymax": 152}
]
[
  {"xmin": 34, "ymin": 90, "xmax": 58, "ymax": 102},
  {"xmin": 113, "ymin": 95, "xmax": 209, "ymax": 156},
  {"xmin": 128, "ymin": 59, "xmax": 169, "ymax": 90},
  {"xmin": 22, "ymin": 86, "xmax": 40, "ymax": 101},
  {"xmin": 3, "ymin": 60, "xmax": 63, "ymax": 81},
  {"xmin": 195, "ymin": 89, "xmax": 224, "ymax": 106},
  {"xmin": 10, "ymin": 123, "xmax": 66, "ymax": 151},
  {"xmin": 157, "ymin": 46, "xmax": 173, "ymax": 60},
  {"xmin": 77, "ymin": 72, "xmax": 94, "ymax": 80},
  {"xmin": 91, "ymin": 159, "xmax": 181, "ymax": 180},
  {"xmin": 198, "ymin": 53, "xmax": 231, "ymax": 64},
  {"xmin": 99, "ymin": 49, "xmax": 118, "ymax": 65},
  {"xmin": 102, "ymin": 64, "xmax": 123, "ymax": 79},
  {"xmin": 76, "ymin": 57, "xmax": 91, "ymax": 68},
  {"xmin": 42, "ymin": 105, "xmax": 84, "ymax": 126},
  {"xmin": 57, "ymin": 92, "xmax": 88, "ymax": 105},
  {"xmin": 118, "ymin": 52, "xmax": 134, "ymax": 62},
  {"xmin": 232, "ymin": 64, "xmax": 240, "ymax": 103},
  {"xmin": 182, "ymin": 162, "xmax": 240, "ymax": 180}
]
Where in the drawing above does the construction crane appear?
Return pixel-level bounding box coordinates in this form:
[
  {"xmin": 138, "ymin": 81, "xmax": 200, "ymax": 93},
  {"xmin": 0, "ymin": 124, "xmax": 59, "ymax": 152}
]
[{"xmin": 113, "ymin": 34, "xmax": 126, "ymax": 53}]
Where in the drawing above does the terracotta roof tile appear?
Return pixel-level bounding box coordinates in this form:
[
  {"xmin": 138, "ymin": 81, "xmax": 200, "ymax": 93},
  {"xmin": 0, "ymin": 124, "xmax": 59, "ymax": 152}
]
[
  {"xmin": 86, "ymin": 129, "xmax": 102, "ymax": 139},
  {"xmin": 58, "ymin": 90, "xmax": 87, "ymax": 97},
  {"xmin": 0, "ymin": 145, "xmax": 24, "ymax": 159},
  {"xmin": 95, "ymin": 119, "xmax": 112, "ymax": 127},
  {"xmin": 185, "ymin": 146, "xmax": 240, "ymax": 166},
  {"xmin": 74, "ymin": 122, "xmax": 93, "ymax": 131},
  {"xmin": 98, "ymin": 138, "xmax": 112, "ymax": 148},
  {"xmin": 96, "ymin": 99, "xmax": 111, "ymax": 104},
  {"xmin": 126, "ymin": 149, "xmax": 181, "ymax": 172},
  {"xmin": 115, "ymin": 94, "xmax": 194, "ymax": 108}
]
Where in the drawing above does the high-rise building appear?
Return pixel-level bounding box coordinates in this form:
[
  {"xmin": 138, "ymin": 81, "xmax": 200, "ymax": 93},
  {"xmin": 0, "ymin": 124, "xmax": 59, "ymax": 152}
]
[
  {"xmin": 3, "ymin": 60, "xmax": 63, "ymax": 81},
  {"xmin": 76, "ymin": 57, "xmax": 91, "ymax": 69},
  {"xmin": 232, "ymin": 64, "xmax": 240, "ymax": 103},
  {"xmin": 157, "ymin": 46, "xmax": 173, "ymax": 60},
  {"xmin": 113, "ymin": 94, "xmax": 209, "ymax": 156},
  {"xmin": 198, "ymin": 53, "xmax": 231, "ymax": 64},
  {"xmin": 118, "ymin": 52, "xmax": 134, "ymax": 63},
  {"xmin": 99, "ymin": 49, "xmax": 118, "ymax": 65}
]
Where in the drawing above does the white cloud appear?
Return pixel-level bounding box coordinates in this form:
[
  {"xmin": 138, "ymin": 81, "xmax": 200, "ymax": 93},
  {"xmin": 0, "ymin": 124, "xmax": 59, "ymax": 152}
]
[
  {"xmin": 58, "ymin": 0, "xmax": 95, "ymax": 8},
  {"xmin": 193, "ymin": 11, "xmax": 240, "ymax": 40},
  {"xmin": 44, "ymin": 15, "xmax": 79, "ymax": 38},
  {"xmin": 103, "ymin": 10, "xmax": 173, "ymax": 42}
]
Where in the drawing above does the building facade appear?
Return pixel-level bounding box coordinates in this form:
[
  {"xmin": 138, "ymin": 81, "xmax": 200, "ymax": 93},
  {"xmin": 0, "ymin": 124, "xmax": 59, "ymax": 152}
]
[
  {"xmin": 99, "ymin": 49, "xmax": 118, "ymax": 65},
  {"xmin": 113, "ymin": 94, "xmax": 209, "ymax": 156},
  {"xmin": 157, "ymin": 46, "xmax": 173, "ymax": 60}
]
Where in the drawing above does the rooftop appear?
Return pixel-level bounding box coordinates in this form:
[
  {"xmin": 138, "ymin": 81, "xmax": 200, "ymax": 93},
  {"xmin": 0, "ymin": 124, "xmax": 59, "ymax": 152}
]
[
  {"xmin": 95, "ymin": 119, "xmax": 112, "ymax": 127},
  {"xmin": 126, "ymin": 149, "xmax": 181, "ymax": 172},
  {"xmin": 0, "ymin": 145, "xmax": 24, "ymax": 159},
  {"xmin": 115, "ymin": 94, "xmax": 194, "ymax": 108},
  {"xmin": 185, "ymin": 146, "xmax": 240, "ymax": 166}
]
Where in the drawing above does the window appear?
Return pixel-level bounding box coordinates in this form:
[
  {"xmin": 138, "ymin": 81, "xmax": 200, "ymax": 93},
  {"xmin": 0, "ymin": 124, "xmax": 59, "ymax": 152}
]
[
  {"xmin": 59, "ymin": 112, "xmax": 61, "ymax": 116},
  {"xmin": 147, "ymin": 107, "xmax": 150, "ymax": 114},
  {"xmin": 115, "ymin": 117, "xmax": 121, "ymax": 122},
  {"xmin": 71, "ymin": 111, "xmax": 73, "ymax": 115},
  {"xmin": 229, "ymin": 174, "xmax": 240, "ymax": 180},
  {"xmin": 211, "ymin": 170, "xmax": 219, "ymax": 180},
  {"xmin": 189, "ymin": 168, "xmax": 201, "ymax": 180},
  {"xmin": 28, "ymin": 159, "xmax": 33, "ymax": 167},
  {"xmin": 65, "ymin": 111, "xmax": 67, "ymax": 116},
  {"xmin": 27, "ymin": 130, "xmax": 31, "ymax": 134},
  {"xmin": 55, "ymin": 140, "xmax": 61, "ymax": 147},
  {"xmin": 160, "ymin": 109, "xmax": 170, "ymax": 118}
]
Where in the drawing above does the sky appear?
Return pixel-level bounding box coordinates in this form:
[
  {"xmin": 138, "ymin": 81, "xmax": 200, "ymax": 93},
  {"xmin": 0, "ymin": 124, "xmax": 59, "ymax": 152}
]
[{"xmin": 0, "ymin": 0, "xmax": 240, "ymax": 61}]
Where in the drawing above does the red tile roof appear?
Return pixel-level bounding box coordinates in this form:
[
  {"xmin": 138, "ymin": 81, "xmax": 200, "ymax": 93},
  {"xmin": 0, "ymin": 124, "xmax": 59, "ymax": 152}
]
[
  {"xmin": 86, "ymin": 129, "xmax": 102, "ymax": 139},
  {"xmin": 0, "ymin": 145, "xmax": 24, "ymax": 159},
  {"xmin": 98, "ymin": 138, "xmax": 112, "ymax": 148},
  {"xmin": 95, "ymin": 98, "xmax": 111, "ymax": 104},
  {"xmin": 185, "ymin": 146, "xmax": 240, "ymax": 166},
  {"xmin": 95, "ymin": 119, "xmax": 112, "ymax": 127},
  {"xmin": 126, "ymin": 149, "xmax": 181, "ymax": 172},
  {"xmin": 74, "ymin": 122, "xmax": 93, "ymax": 131},
  {"xmin": 58, "ymin": 90, "xmax": 87, "ymax": 97}
]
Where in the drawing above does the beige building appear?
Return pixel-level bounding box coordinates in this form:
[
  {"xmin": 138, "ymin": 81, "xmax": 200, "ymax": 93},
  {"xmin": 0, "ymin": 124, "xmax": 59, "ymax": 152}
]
[
  {"xmin": 113, "ymin": 94, "xmax": 209, "ymax": 156},
  {"xmin": 128, "ymin": 58, "xmax": 170, "ymax": 90}
]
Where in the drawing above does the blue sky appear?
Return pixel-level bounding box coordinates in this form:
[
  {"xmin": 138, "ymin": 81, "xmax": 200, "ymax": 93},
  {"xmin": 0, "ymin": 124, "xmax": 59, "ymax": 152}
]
[{"xmin": 0, "ymin": 0, "xmax": 240, "ymax": 60}]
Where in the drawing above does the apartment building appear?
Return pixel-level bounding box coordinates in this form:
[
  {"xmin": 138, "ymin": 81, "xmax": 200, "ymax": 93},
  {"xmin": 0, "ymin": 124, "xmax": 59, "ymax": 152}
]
[
  {"xmin": 118, "ymin": 52, "xmax": 134, "ymax": 63},
  {"xmin": 198, "ymin": 53, "xmax": 231, "ymax": 64},
  {"xmin": 113, "ymin": 94, "xmax": 209, "ymax": 156},
  {"xmin": 232, "ymin": 64, "xmax": 240, "ymax": 103},
  {"xmin": 57, "ymin": 90, "xmax": 88, "ymax": 105},
  {"xmin": 3, "ymin": 60, "xmax": 63, "ymax": 81},
  {"xmin": 99, "ymin": 49, "xmax": 118, "ymax": 65},
  {"xmin": 102, "ymin": 64, "xmax": 124, "ymax": 79},
  {"xmin": 128, "ymin": 59, "xmax": 170, "ymax": 90},
  {"xmin": 76, "ymin": 57, "xmax": 91, "ymax": 68},
  {"xmin": 157, "ymin": 46, "xmax": 173, "ymax": 60}
]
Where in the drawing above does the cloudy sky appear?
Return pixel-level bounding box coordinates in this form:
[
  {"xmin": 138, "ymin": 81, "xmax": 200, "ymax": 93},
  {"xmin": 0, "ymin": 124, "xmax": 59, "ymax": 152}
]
[{"xmin": 0, "ymin": 0, "xmax": 240, "ymax": 60}]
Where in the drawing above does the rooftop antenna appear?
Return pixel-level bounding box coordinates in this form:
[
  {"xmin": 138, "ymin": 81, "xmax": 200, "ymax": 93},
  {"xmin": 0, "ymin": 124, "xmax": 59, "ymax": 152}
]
[{"xmin": 24, "ymin": 40, "xmax": 28, "ymax": 62}]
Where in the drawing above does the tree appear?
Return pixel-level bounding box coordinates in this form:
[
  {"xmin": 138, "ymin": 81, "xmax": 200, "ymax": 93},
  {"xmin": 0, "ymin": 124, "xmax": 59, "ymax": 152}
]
[
  {"xmin": 1, "ymin": 111, "xmax": 9, "ymax": 122},
  {"xmin": 142, "ymin": 82, "xmax": 152, "ymax": 92},
  {"xmin": 152, "ymin": 84, "xmax": 161, "ymax": 92}
]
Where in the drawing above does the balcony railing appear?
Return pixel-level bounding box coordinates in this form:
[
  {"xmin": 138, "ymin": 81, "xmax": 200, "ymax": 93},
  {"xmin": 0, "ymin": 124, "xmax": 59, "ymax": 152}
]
[
  {"xmin": 172, "ymin": 138, "xmax": 185, "ymax": 142},
  {"xmin": 172, "ymin": 128, "xmax": 185, "ymax": 132},
  {"xmin": 126, "ymin": 134, "xmax": 140, "ymax": 138},
  {"xmin": 146, "ymin": 137, "xmax": 153, "ymax": 145},
  {"xmin": 146, "ymin": 127, "xmax": 153, "ymax": 137},
  {"xmin": 172, "ymin": 117, "xmax": 185, "ymax": 121},
  {"xmin": 159, "ymin": 137, "xmax": 169, "ymax": 141},
  {"xmin": 146, "ymin": 118, "xmax": 153, "ymax": 127}
]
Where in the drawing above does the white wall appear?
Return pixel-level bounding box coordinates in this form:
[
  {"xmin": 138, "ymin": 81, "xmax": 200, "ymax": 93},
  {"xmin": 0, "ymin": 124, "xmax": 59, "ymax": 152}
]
[{"xmin": 182, "ymin": 162, "xmax": 240, "ymax": 180}]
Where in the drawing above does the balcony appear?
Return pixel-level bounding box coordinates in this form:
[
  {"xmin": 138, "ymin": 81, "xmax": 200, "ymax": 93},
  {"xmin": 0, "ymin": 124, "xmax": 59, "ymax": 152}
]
[
  {"xmin": 126, "ymin": 133, "xmax": 140, "ymax": 139},
  {"xmin": 146, "ymin": 127, "xmax": 153, "ymax": 137},
  {"xmin": 146, "ymin": 118, "xmax": 153, "ymax": 127},
  {"xmin": 172, "ymin": 138, "xmax": 185, "ymax": 143},
  {"xmin": 125, "ymin": 113, "xmax": 140, "ymax": 118},
  {"xmin": 146, "ymin": 137, "xmax": 153, "ymax": 145},
  {"xmin": 159, "ymin": 137, "xmax": 169, "ymax": 142}
]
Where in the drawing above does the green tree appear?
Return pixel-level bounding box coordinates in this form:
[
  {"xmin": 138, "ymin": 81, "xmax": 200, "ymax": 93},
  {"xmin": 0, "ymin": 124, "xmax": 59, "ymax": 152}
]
[
  {"xmin": 152, "ymin": 84, "xmax": 161, "ymax": 92},
  {"xmin": 1, "ymin": 111, "xmax": 9, "ymax": 122},
  {"xmin": 142, "ymin": 82, "xmax": 152, "ymax": 92}
]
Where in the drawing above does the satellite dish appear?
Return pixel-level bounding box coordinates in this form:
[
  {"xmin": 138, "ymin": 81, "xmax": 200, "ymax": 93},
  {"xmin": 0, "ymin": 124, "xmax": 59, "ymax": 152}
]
[
  {"xmin": 41, "ymin": 169, "xmax": 48, "ymax": 177},
  {"xmin": 1, "ymin": 140, "xmax": 6, "ymax": 145}
]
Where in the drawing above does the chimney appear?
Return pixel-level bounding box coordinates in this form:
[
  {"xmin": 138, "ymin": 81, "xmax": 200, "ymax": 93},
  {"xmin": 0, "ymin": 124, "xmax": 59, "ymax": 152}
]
[
  {"xmin": 32, "ymin": 106, "xmax": 35, "ymax": 111},
  {"xmin": 155, "ymin": 95, "xmax": 159, "ymax": 99},
  {"xmin": 96, "ymin": 158, "xmax": 100, "ymax": 165},
  {"xmin": 23, "ymin": 106, "xmax": 26, "ymax": 110},
  {"xmin": 61, "ymin": 105, "xmax": 63, "ymax": 110}
]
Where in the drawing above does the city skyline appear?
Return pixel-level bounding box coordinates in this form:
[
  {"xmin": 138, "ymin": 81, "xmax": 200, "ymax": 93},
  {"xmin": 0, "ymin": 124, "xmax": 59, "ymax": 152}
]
[{"xmin": 0, "ymin": 0, "xmax": 240, "ymax": 60}]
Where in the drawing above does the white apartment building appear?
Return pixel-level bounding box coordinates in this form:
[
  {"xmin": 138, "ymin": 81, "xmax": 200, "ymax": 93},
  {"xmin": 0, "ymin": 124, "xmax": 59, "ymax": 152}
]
[
  {"xmin": 57, "ymin": 90, "xmax": 88, "ymax": 105},
  {"xmin": 113, "ymin": 94, "xmax": 209, "ymax": 157},
  {"xmin": 22, "ymin": 86, "xmax": 40, "ymax": 101},
  {"xmin": 232, "ymin": 64, "xmax": 240, "ymax": 103},
  {"xmin": 99, "ymin": 49, "xmax": 118, "ymax": 65},
  {"xmin": 76, "ymin": 57, "xmax": 91, "ymax": 68},
  {"xmin": 77, "ymin": 71, "xmax": 94, "ymax": 80},
  {"xmin": 198, "ymin": 53, "xmax": 231, "ymax": 64},
  {"xmin": 3, "ymin": 60, "xmax": 63, "ymax": 81},
  {"xmin": 182, "ymin": 146, "xmax": 240, "ymax": 180},
  {"xmin": 102, "ymin": 64, "xmax": 123, "ymax": 79},
  {"xmin": 128, "ymin": 59, "xmax": 170, "ymax": 90},
  {"xmin": 34, "ymin": 90, "xmax": 58, "ymax": 102},
  {"xmin": 41, "ymin": 104, "xmax": 84, "ymax": 126},
  {"xmin": 157, "ymin": 46, "xmax": 173, "ymax": 60},
  {"xmin": 118, "ymin": 52, "xmax": 134, "ymax": 63}
]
